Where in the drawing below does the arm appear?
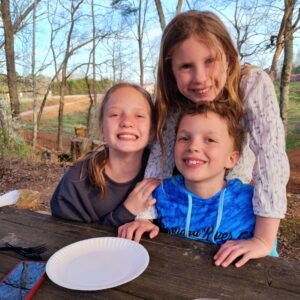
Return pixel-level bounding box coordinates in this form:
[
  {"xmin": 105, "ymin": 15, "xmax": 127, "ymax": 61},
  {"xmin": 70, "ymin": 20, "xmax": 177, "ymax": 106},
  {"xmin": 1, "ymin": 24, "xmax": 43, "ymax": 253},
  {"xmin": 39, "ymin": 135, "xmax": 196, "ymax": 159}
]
[
  {"xmin": 136, "ymin": 112, "xmax": 179, "ymax": 220},
  {"xmin": 214, "ymin": 217, "xmax": 279, "ymax": 267},
  {"xmin": 214, "ymin": 69, "xmax": 289, "ymax": 267},
  {"xmin": 144, "ymin": 111, "xmax": 179, "ymax": 179},
  {"xmin": 51, "ymin": 164, "xmax": 159, "ymax": 226},
  {"xmin": 101, "ymin": 178, "xmax": 160, "ymax": 227},
  {"xmin": 50, "ymin": 168, "xmax": 97, "ymax": 223},
  {"xmin": 242, "ymin": 68, "xmax": 289, "ymax": 218}
]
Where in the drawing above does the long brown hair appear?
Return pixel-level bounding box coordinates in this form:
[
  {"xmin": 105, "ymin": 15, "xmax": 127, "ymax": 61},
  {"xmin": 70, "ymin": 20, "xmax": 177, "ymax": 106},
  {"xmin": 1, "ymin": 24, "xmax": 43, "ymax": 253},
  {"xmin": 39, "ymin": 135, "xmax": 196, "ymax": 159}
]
[
  {"xmin": 82, "ymin": 82, "xmax": 154, "ymax": 196},
  {"xmin": 156, "ymin": 10, "xmax": 243, "ymax": 148}
]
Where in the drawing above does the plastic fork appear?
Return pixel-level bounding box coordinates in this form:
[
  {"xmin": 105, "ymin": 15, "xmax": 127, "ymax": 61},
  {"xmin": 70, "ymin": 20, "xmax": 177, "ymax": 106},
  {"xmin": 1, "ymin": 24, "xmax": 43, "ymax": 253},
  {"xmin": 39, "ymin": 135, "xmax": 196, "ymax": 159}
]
[{"xmin": 0, "ymin": 242, "xmax": 47, "ymax": 260}]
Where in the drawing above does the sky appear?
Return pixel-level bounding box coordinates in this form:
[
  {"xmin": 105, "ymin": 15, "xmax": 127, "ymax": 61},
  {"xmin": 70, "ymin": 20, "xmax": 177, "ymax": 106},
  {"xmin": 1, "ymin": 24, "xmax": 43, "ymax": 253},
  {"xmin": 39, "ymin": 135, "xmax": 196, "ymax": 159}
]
[{"xmin": 11, "ymin": 0, "xmax": 300, "ymax": 83}]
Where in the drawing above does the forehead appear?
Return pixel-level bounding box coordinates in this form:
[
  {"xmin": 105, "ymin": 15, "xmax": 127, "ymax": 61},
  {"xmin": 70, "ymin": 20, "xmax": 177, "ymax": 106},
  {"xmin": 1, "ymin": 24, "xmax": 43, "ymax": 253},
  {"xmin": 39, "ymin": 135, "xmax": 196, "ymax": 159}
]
[
  {"xmin": 172, "ymin": 35, "xmax": 224, "ymax": 58},
  {"xmin": 105, "ymin": 87, "xmax": 150, "ymax": 110},
  {"xmin": 178, "ymin": 111, "xmax": 229, "ymax": 132}
]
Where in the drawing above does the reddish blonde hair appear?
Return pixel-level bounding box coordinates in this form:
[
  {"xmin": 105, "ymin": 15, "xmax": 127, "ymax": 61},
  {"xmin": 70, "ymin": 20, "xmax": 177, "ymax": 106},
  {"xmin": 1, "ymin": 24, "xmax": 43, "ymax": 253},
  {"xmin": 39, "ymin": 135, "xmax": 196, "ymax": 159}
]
[{"xmin": 156, "ymin": 10, "xmax": 243, "ymax": 149}]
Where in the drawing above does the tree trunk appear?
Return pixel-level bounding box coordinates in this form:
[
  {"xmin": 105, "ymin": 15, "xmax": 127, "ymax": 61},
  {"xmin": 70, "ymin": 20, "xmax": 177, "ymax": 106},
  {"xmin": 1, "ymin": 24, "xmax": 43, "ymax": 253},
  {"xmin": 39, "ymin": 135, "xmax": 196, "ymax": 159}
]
[
  {"xmin": 270, "ymin": 3, "xmax": 292, "ymax": 76},
  {"xmin": 87, "ymin": 0, "xmax": 97, "ymax": 137},
  {"xmin": 32, "ymin": 0, "xmax": 38, "ymax": 152},
  {"xmin": 176, "ymin": 0, "xmax": 183, "ymax": 15},
  {"xmin": 154, "ymin": 0, "xmax": 165, "ymax": 31},
  {"xmin": 1, "ymin": 0, "xmax": 20, "ymax": 117},
  {"xmin": 57, "ymin": 66, "xmax": 66, "ymax": 151},
  {"xmin": 279, "ymin": 0, "xmax": 295, "ymax": 138},
  {"xmin": 138, "ymin": 0, "xmax": 144, "ymax": 86}
]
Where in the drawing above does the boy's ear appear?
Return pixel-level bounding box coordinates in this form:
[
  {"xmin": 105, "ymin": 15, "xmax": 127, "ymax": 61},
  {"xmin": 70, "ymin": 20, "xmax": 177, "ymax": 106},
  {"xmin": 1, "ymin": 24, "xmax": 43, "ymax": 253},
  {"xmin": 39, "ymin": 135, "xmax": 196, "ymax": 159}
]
[{"xmin": 225, "ymin": 150, "xmax": 240, "ymax": 169}]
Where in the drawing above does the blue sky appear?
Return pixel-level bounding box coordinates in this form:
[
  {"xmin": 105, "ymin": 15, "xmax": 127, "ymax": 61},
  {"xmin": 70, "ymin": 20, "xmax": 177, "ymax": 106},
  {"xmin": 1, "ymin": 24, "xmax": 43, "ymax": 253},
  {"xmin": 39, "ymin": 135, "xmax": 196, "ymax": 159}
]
[{"xmin": 12, "ymin": 0, "xmax": 300, "ymax": 83}]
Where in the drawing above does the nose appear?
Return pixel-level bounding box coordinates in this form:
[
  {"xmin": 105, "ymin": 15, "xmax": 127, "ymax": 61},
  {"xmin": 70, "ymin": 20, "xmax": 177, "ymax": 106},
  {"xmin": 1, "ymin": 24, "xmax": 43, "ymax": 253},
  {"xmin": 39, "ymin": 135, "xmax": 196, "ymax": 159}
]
[
  {"xmin": 120, "ymin": 115, "xmax": 134, "ymax": 128},
  {"xmin": 193, "ymin": 65, "xmax": 206, "ymax": 83},
  {"xmin": 187, "ymin": 138, "xmax": 200, "ymax": 153}
]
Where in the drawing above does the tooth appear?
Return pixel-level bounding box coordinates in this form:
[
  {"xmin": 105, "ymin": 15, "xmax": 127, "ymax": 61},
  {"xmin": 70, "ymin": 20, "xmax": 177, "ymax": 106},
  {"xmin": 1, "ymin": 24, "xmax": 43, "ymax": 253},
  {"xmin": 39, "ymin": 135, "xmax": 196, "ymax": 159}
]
[{"xmin": 119, "ymin": 134, "xmax": 137, "ymax": 140}]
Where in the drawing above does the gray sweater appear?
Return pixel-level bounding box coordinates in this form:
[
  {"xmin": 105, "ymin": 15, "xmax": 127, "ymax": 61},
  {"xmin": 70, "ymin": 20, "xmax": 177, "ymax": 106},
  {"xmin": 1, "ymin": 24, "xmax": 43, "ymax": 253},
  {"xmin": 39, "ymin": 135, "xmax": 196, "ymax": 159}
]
[{"xmin": 50, "ymin": 151, "xmax": 149, "ymax": 227}]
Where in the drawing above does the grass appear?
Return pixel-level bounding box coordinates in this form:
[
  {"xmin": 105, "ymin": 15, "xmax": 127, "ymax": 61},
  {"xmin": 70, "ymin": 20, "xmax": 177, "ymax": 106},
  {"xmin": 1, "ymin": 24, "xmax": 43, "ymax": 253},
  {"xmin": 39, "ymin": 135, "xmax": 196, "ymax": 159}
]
[
  {"xmin": 286, "ymin": 82, "xmax": 300, "ymax": 150},
  {"xmin": 23, "ymin": 111, "xmax": 88, "ymax": 138}
]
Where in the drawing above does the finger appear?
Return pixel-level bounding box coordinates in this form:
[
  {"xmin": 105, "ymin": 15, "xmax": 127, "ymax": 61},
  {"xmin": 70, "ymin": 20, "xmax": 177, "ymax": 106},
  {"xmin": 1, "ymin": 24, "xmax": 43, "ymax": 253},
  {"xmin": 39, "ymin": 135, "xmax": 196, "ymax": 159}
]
[
  {"xmin": 220, "ymin": 248, "xmax": 246, "ymax": 268},
  {"xmin": 133, "ymin": 227, "xmax": 145, "ymax": 243},
  {"xmin": 127, "ymin": 179, "xmax": 151, "ymax": 198},
  {"xmin": 147, "ymin": 198, "xmax": 156, "ymax": 207},
  {"xmin": 235, "ymin": 252, "xmax": 253, "ymax": 268},
  {"xmin": 214, "ymin": 245, "xmax": 237, "ymax": 265},
  {"xmin": 118, "ymin": 225, "xmax": 125, "ymax": 238},
  {"xmin": 124, "ymin": 224, "xmax": 138, "ymax": 240},
  {"xmin": 149, "ymin": 226, "xmax": 159, "ymax": 239},
  {"xmin": 139, "ymin": 179, "xmax": 161, "ymax": 197}
]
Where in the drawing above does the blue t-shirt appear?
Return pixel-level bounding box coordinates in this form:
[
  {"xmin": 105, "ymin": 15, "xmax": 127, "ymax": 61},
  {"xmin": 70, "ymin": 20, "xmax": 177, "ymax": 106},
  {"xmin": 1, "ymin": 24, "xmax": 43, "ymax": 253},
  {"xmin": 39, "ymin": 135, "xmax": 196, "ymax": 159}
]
[{"xmin": 154, "ymin": 175, "xmax": 255, "ymax": 245}]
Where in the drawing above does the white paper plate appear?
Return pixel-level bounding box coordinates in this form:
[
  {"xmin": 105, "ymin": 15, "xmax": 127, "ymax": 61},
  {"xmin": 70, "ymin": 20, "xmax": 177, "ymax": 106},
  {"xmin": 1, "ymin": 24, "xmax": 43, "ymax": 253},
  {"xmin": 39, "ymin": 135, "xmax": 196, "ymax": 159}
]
[{"xmin": 46, "ymin": 237, "xmax": 149, "ymax": 290}]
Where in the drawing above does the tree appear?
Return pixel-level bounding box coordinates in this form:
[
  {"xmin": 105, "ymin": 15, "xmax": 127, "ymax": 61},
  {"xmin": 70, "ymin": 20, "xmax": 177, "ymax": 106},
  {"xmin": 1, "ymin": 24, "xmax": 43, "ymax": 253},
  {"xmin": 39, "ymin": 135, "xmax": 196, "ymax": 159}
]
[
  {"xmin": 113, "ymin": 0, "xmax": 150, "ymax": 85},
  {"xmin": 279, "ymin": 0, "xmax": 300, "ymax": 137},
  {"xmin": 154, "ymin": 0, "xmax": 165, "ymax": 31},
  {"xmin": 0, "ymin": 0, "xmax": 42, "ymax": 118},
  {"xmin": 269, "ymin": 0, "xmax": 300, "ymax": 76},
  {"xmin": 154, "ymin": 0, "xmax": 183, "ymax": 31},
  {"xmin": 1, "ymin": 0, "xmax": 19, "ymax": 117},
  {"xmin": 32, "ymin": 0, "xmax": 38, "ymax": 152},
  {"xmin": 210, "ymin": 0, "xmax": 274, "ymax": 62}
]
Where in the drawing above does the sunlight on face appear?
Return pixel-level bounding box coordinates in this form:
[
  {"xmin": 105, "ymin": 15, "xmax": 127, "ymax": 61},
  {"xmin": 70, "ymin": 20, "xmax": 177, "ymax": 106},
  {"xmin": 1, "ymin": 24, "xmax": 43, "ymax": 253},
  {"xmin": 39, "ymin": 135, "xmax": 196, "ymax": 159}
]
[
  {"xmin": 171, "ymin": 36, "xmax": 228, "ymax": 103},
  {"xmin": 102, "ymin": 87, "xmax": 152, "ymax": 156},
  {"xmin": 175, "ymin": 112, "xmax": 239, "ymax": 195}
]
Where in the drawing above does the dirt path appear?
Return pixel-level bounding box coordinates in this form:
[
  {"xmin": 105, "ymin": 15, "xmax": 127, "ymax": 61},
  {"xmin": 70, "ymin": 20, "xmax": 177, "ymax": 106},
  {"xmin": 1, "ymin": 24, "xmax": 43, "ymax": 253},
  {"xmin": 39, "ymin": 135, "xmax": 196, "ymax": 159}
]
[{"xmin": 20, "ymin": 96, "xmax": 90, "ymax": 121}]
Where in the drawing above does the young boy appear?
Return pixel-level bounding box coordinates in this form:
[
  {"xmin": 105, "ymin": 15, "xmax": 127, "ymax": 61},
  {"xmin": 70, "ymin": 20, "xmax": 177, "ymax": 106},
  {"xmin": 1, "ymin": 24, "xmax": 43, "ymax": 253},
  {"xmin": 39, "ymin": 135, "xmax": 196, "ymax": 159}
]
[
  {"xmin": 155, "ymin": 101, "xmax": 253, "ymax": 245},
  {"xmin": 118, "ymin": 101, "xmax": 277, "ymax": 266}
]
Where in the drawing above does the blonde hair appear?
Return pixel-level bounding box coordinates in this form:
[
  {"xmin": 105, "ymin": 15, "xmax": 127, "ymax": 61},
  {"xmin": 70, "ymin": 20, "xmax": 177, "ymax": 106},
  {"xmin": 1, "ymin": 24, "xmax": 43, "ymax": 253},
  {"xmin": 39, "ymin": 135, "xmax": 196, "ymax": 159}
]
[
  {"xmin": 82, "ymin": 82, "xmax": 154, "ymax": 196},
  {"xmin": 156, "ymin": 10, "xmax": 243, "ymax": 148}
]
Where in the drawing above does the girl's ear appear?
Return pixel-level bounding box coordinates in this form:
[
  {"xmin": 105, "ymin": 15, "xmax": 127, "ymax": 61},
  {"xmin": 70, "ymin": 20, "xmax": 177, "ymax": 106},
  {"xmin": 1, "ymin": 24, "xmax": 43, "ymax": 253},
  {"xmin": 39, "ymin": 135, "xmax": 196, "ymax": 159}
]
[{"xmin": 225, "ymin": 150, "xmax": 239, "ymax": 169}]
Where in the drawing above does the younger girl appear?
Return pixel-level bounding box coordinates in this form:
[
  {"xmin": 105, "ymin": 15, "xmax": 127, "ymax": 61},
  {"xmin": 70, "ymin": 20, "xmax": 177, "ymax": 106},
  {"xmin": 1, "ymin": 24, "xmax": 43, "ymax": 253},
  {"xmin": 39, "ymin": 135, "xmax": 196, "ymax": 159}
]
[
  {"xmin": 51, "ymin": 82, "xmax": 160, "ymax": 227},
  {"xmin": 133, "ymin": 10, "xmax": 289, "ymax": 267}
]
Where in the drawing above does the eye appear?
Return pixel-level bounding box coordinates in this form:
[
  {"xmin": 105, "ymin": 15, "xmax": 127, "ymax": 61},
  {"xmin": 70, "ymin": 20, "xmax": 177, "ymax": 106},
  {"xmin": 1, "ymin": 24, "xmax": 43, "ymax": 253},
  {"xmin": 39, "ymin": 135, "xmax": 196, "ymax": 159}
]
[
  {"xmin": 177, "ymin": 135, "xmax": 189, "ymax": 142},
  {"xmin": 180, "ymin": 63, "xmax": 193, "ymax": 70},
  {"xmin": 109, "ymin": 113, "xmax": 119, "ymax": 118},
  {"xmin": 206, "ymin": 137, "xmax": 216, "ymax": 143},
  {"xmin": 136, "ymin": 114, "xmax": 146, "ymax": 118},
  {"xmin": 206, "ymin": 57, "xmax": 215, "ymax": 65}
]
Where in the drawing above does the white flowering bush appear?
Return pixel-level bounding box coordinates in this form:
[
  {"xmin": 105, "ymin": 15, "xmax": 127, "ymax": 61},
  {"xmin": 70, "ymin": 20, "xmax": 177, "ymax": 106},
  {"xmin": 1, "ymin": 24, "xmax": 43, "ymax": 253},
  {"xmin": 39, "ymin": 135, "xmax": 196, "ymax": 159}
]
[{"xmin": 0, "ymin": 99, "xmax": 31, "ymax": 158}]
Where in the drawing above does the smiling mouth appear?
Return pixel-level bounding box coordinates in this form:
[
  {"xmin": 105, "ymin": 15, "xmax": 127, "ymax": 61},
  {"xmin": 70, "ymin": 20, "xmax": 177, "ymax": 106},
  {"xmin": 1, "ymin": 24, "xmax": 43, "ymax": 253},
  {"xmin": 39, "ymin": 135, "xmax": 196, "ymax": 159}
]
[
  {"xmin": 184, "ymin": 159, "xmax": 206, "ymax": 166},
  {"xmin": 190, "ymin": 87, "xmax": 210, "ymax": 94},
  {"xmin": 117, "ymin": 134, "xmax": 138, "ymax": 140}
]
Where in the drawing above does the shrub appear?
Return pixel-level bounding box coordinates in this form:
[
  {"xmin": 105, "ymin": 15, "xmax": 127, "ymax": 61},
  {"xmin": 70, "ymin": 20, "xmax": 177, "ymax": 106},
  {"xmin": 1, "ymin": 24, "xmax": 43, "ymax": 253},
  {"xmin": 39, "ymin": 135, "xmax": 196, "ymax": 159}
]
[{"xmin": 0, "ymin": 99, "xmax": 31, "ymax": 159}]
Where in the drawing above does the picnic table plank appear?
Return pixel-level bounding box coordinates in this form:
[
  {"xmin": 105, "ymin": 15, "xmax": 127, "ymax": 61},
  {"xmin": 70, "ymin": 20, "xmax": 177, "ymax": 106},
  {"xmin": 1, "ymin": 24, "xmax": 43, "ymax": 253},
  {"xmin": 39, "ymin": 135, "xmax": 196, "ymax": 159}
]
[{"xmin": 0, "ymin": 207, "xmax": 299, "ymax": 300}]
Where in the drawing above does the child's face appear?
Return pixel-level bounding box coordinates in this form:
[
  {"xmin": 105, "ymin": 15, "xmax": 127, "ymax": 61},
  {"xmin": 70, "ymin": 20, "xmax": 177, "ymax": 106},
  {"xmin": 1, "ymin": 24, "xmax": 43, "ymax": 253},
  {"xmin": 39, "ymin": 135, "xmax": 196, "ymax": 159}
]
[
  {"xmin": 171, "ymin": 36, "xmax": 228, "ymax": 103},
  {"xmin": 102, "ymin": 86, "xmax": 153, "ymax": 155},
  {"xmin": 174, "ymin": 112, "xmax": 239, "ymax": 191}
]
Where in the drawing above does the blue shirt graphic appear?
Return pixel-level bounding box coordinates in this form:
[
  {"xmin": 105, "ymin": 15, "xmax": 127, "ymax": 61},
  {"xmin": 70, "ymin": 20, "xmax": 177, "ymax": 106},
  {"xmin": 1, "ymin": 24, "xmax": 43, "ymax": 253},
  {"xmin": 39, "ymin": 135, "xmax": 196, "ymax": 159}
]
[{"xmin": 154, "ymin": 175, "xmax": 256, "ymax": 245}]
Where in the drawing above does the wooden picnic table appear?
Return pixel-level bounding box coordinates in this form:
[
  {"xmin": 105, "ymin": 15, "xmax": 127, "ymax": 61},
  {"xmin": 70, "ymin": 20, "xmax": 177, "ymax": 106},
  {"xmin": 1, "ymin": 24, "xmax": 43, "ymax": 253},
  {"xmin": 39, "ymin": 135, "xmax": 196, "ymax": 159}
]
[{"xmin": 0, "ymin": 207, "xmax": 299, "ymax": 300}]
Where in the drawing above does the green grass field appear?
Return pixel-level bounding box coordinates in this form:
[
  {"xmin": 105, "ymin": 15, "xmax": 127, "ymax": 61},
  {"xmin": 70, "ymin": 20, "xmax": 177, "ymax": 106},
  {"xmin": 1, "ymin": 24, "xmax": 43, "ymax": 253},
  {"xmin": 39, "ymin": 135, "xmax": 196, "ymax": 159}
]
[
  {"xmin": 286, "ymin": 81, "xmax": 300, "ymax": 149},
  {"xmin": 23, "ymin": 111, "xmax": 88, "ymax": 137}
]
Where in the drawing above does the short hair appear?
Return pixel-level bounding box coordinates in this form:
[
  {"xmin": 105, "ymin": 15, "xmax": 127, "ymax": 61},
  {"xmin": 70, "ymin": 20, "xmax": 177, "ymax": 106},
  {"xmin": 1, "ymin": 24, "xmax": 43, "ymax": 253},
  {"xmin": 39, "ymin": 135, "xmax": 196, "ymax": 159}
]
[{"xmin": 176, "ymin": 101, "xmax": 244, "ymax": 152}]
